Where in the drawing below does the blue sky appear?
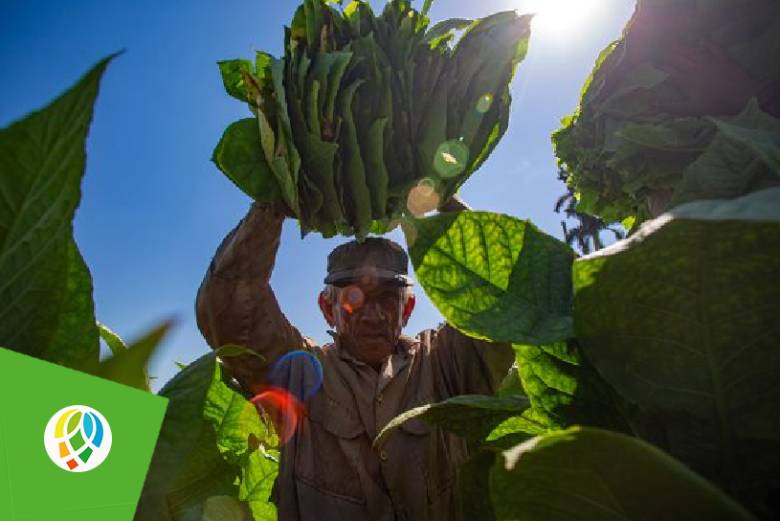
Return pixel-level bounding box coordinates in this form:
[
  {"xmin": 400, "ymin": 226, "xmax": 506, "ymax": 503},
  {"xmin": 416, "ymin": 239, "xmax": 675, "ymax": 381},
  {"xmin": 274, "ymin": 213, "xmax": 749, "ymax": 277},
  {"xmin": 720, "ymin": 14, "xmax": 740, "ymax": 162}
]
[{"xmin": 0, "ymin": 0, "xmax": 634, "ymax": 389}]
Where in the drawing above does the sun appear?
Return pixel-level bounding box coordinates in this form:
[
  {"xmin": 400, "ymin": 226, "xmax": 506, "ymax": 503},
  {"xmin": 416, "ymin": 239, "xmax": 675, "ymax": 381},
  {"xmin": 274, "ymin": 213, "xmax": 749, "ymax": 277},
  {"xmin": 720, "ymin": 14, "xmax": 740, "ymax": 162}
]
[{"xmin": 522, "ymin": 0, "xmax": 606, "ymax": 40}]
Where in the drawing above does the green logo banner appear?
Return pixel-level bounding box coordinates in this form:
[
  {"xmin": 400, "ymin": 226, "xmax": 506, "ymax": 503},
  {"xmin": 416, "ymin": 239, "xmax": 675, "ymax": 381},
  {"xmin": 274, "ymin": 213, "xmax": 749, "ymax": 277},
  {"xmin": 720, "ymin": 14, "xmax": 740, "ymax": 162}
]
[{"xmin": 0, "ymin": 347, "xmax": 168, "ymax": 521}]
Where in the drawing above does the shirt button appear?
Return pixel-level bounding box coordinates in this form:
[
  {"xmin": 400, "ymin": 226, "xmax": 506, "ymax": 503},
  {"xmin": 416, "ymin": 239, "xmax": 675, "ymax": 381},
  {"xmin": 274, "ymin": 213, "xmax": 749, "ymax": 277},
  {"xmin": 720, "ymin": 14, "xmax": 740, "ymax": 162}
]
[
  {"xmin": 376, "ymin": 393, "xmax": 383, "ymax": 404},
  {"xmin": 380, "ymin": 450, "xmax": 388, "ymax": 461}
]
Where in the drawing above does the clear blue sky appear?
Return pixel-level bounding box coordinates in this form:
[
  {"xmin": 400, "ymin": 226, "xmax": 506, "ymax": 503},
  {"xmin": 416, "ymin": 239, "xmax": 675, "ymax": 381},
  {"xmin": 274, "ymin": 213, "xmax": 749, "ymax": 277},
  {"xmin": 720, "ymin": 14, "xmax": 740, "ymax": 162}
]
[{"xmin": 0, "ymin": 0, "xmax": 634, "ymax": 390}]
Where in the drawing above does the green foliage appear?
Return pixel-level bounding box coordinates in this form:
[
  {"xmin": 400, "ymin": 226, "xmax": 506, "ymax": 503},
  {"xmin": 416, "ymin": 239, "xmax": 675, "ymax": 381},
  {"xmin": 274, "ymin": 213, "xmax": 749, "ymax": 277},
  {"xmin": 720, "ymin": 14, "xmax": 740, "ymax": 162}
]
[
  {"xmin": 3, "ymin": 9, "xmax": 776, "ymax": 521},
  {"xmin": 238, "ymin": 449, "xmax": 280, "ymax": 521},
  {"xmin": 201, "ymin": 496, "xmax": 253, "ymax": 521},
  {"xmin": 406, "ymin": 211, "xmax": 575, "ymax": 345},
  {"xmin": 672, "ymin": 99, "xmax": 780, "ymax": 206},
  {"xmin": 552, "ymin": 0, "xmax": 780, "ymax": 224},
  {"xmin": 375, "ymin": 394, "xmax": 530, "ymax": 446},
  {"xmin": 204, "ymin": 356, "xmax": 278, "ymax": 521},
  {"xmin": 90, "ymin": 320, "xmax": 173, "ymax": 391},
  {"xmin": 217, "ymin": 60, "xmax": 256, "ymax": 103},
  {"xmin": 0, "ymin": 53, "xmax": 173, "ymax": 397},
  {"xmin": 0, "ymin": 54, "xmax": 118, "ymax": 371},
  {"xmin": 459, "ymin": 450, "xmax": 499, "ymax": 521},
  {"xmin": 490, "ymin": 427, "xmax": 756, "ymax": 521},
  {"xmin": 136, "ymin": 354, "xmax": 240, "ymax": 520},
  {"xmin": 136, "ymin": 354, "xmax": 278, "ymax": 521},
  {"xmin": 0, "ymin": 58, "xmax": 279, "ymax": 520},
  {"xmin": 212, "ymin": 119, "xmax": 281, "ymax": 203},
  {"xmin": 215, "ymin": 0, "xmax": 532, "ymax": 239},
  {"xmin": 97, "ymin": 321, "xmax": 128, "ymax": 355},
  {"xmin": 573, "ymin": 188, "xmax": 780, "ymax": 517},
  {"xmin": 513, "ymin": 341, "xmax": 629, "ymax": 433},
  {"xmin": 384, "ymin": 190, "xmax": 779, "ymax": 519}
]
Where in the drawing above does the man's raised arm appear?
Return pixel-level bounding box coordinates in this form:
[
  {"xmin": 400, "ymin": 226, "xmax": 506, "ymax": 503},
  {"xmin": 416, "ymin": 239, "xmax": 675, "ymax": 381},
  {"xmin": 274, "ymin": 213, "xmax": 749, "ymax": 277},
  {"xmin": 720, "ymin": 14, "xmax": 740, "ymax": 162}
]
[{"xmin": 195, "ymin": 202, "xmax": 306, "ymax": 394}]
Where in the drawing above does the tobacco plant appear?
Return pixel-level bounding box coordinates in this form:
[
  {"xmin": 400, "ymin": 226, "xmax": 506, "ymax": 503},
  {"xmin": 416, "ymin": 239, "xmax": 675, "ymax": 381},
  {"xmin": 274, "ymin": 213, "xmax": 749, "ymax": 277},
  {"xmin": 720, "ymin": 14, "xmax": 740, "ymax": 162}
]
[
  {"xmin": 552, "ymin": 0, "xmax": 780, "ymax": 226},
  {"xmin": 213, "ymin": 0, "xmax": 531, "ymax": 239},
  {"xmin": 2, "ymin": 1, "xmax": 779, "ymax": 520}
]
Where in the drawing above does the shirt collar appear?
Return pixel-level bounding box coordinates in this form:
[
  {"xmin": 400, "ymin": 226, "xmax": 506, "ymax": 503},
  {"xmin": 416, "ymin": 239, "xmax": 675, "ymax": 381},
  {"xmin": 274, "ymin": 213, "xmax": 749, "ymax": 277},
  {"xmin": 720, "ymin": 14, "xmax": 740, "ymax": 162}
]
[{"xmin": 332, "ymin": 334, "xmax": 416, "ymax": 369}]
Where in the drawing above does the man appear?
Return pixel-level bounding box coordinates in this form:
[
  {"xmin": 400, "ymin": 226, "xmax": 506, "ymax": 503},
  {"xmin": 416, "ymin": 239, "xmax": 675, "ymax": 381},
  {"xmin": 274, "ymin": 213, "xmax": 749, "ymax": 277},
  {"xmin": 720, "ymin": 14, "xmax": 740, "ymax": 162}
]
[{"xmin": 196, "ymin": 200, "xmax": 514, "ymax": 521}]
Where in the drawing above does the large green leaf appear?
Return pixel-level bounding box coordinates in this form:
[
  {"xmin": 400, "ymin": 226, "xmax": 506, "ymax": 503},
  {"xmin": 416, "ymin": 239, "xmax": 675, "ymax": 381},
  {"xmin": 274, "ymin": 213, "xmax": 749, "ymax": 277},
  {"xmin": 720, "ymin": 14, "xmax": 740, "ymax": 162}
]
[
  {"xmin": 136, "ymin": 354, "xmax": 278, "ymax": 521},
  {"xmin": 422, "ymin": 18, "xmax": 472, "ymax": 47},
  {"xmin": 490, "ymin": 427, "xmax": 755, "ymax": 521},
  {"xmin": 201, "ymin": 496, "xmax": 253, "ymax": 521},
  {"xmin": 362, "ymin": 117, "xmax": 390, "ymax": 219},
  {"xmin": 268, "ymin": 57, "xmax": 301, "ymax": 216},
  {"xmin": 338, "ymin": 79, "xmax": 373, "ymax": 239},
  {"xmin": 136, "ymin": 354, "xmax": 239, "ymax": 521},
  {"xmin": 406, "ymin": 211, "xmax": 575, "ymax": 344},
  {"xmin": 513, "ymin": 341, "xmax": 630, "ymax": 432},
  {"xmin": 712, "ymin": 108, "xmax": 780, "ymax": 177},
  {"xmin": 217, "ymin": 59, "xmax": 255, "ymax": 103},
  {"xmin": 238, "ymin": 448, "xmax": 279, "ymax": 521},
  {"xmin": 573, "ymin": 187, "xmax": 780, "ymax": 518},
  {"xmin": 375, "ymin": 394, "xmax": 529, "ymax": 447},
  {"xmin": 203, "ymin": 355, "xmax": 278, "ymax": 521},
  {"xmin": 212, "ymin": 118, "xmax": 281, "ymax": 203},
  {"xmin": 673, "ymin": 100, "xmax": 780, "ymax": 207},
  {"xmin": 460, "ymin": 450, "xmax": 498, "ymax": 521},
  {"xmin": 203, "ymin": 361, "xmax": 274, "ymax": 465},
  {"xmin": 484, "ymin": 414, "xmax": 543, "ymax": 448},
  {"xmin": 452, "ymin": 13, "xmax": 530, "ymax": 143},
  {"xmin": 0, "ymin": 54, "xmax": 117, "ymax": 370},
  {"xmin": 44, "ymin": 239, "xmax": 100, "ymax": 368}
]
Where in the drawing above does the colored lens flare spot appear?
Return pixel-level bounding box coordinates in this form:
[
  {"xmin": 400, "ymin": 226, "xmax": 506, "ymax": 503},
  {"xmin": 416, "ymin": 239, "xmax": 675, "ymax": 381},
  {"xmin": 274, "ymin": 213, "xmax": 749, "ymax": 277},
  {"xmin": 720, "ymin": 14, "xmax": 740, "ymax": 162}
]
[
  {"xmin": 268, "ymin": 350, "xmax": 324, "ymax": 401},
  {"xmin": 401, "ymin": 220, "xmax": 418, "ymax": 247},
  {"xmin": 407, "ymin": 180, "xmax": 441, "ymax": 217},
  {"xmin": 441, "ymin": 152, "xmax": 458, "ymax": 164},
  {"xmin": 340, "ymin": 285, "xmax": 365, "ymax": 314},
  {"xmin": 251, "ymin": 387, "xmax": 304, "ymax": 445},
  {"xmin": 476, "ymin": 93, "xmax": 493, "ymax": 113},
  {"xmin": 433, "ymin": 140, "xmax": 469, "ymax": 178}
]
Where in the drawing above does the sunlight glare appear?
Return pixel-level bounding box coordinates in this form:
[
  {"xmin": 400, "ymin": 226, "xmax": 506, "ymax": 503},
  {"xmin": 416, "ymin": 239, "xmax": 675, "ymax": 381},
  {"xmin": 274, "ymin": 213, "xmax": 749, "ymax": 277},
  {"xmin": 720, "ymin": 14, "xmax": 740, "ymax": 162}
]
[{"xmin": 523, "ymin": 0, "xmax": 605, "ymax": 40}]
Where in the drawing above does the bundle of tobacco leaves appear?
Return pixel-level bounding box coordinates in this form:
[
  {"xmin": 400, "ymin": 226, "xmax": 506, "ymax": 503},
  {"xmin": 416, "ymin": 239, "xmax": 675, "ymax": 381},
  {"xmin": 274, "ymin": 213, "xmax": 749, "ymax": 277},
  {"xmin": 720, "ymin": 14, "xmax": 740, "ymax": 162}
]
[
  {"xmin": 213, "ymin": 0, "xmax": 531, "ymax": 239},
  {"xmin": 552, "ymin": 0, "xmax": 780, "ymax": 227}
]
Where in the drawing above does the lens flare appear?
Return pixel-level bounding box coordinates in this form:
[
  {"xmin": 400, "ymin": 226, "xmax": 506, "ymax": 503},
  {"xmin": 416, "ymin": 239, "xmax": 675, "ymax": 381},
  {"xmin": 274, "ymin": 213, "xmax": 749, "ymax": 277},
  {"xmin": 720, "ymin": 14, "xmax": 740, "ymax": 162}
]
[
  {"xmin": 268, "ymin": 350, "xmax": 324, "ymax": 401},
  {"xmin": 401, "ymin": 219, "xmax": 418, "ymax": 247},
  {"xmin": 433, "ymin": 140, "xmax": 469, "ymax": 178},
  {"xmin": 417, "ymin": 177, "xmax": 436, "ymax": 196},
  {"xmin": 476, "ymin": 93, "xmax": 494, "ymax": 113},
  {"xmin": 406, "ymin": 179, "xmax": 441, "ymax": 217},
  {"xmin": 340, "ymin": 285, "xmax": 365, "ymax": 314},
  {"xmin": 251, "ymin": 387, "xmax": 304, "ymax": 445}
]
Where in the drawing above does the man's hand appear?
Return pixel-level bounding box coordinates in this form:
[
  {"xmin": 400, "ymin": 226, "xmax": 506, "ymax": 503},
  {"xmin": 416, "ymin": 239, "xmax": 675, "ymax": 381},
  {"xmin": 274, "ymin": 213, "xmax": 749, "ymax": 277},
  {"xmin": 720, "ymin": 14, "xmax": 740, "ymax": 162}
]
[{"xmin": 260, "ymin": 200, "xmax": 297, "ymax": 219}]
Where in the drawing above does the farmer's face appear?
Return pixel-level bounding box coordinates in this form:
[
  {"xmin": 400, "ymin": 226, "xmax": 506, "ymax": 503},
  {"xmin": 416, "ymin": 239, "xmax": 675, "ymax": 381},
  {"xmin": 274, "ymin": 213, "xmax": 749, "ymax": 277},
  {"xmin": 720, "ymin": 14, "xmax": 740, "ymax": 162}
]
[{"xmin": 326, "ymin": 281, "xmax": 412, "ymax": 369}]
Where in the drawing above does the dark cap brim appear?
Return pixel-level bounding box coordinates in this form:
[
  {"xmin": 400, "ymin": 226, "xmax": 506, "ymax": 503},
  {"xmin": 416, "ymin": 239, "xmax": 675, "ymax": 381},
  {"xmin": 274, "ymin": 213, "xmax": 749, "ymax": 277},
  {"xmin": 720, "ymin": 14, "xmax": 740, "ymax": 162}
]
[{"xmin": 324, "ymin": 267, "xmax": 414, "ymax": 287}]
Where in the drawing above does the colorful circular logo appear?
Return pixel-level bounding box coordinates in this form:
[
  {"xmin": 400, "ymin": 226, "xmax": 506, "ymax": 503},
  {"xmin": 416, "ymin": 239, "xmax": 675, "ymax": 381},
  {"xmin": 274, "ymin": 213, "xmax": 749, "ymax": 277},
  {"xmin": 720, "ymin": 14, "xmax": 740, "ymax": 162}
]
[{"xmin": 43, "ymin": 405, "xmax": 112, "ymax": 472}]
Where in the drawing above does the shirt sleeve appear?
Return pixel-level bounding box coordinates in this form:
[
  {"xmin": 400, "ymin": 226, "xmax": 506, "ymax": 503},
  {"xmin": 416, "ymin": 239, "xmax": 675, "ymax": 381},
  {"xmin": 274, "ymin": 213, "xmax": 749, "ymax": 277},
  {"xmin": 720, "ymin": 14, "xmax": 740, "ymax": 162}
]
[
  {"xmin": 428, "ymin": 324, "xmax": 516, "ymax": 397},
  {"xmin": 195, "ymin": 202, "xmax": 308, "ymax": 393}
]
